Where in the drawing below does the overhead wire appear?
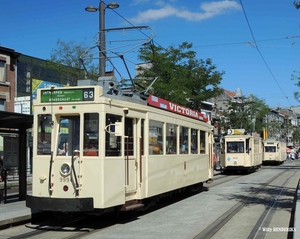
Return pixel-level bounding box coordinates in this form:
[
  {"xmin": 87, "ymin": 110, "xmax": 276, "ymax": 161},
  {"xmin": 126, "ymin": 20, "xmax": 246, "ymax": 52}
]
[
  {"xmin": 111, "ymin": 4, "xmax": 296, "ymax": 106},
  {"xmin": 239, "ymin": 0, "xmax": 292, "ymax": 106}
]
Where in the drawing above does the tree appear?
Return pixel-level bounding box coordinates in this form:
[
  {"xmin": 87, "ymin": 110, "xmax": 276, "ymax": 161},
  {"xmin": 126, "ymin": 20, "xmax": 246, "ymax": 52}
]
[
  {"xmin": 221, "ymin": 95, "xmax": 269, "ymax": 134},
  {"xmin": 291, "ymin": 70, "xmax": 300, "ymax": 102},
  {"xmin": 135, "ymin": 42, "xmax": 224, "ymax": 109},
  {"xmin": 294, "ymin": 1, "xmax": 300, "ymax": 9},
  {"xmin": 292, "ymin": 127, "xmax": 300, "ymax": 146},
  {"xmin": 44, "ymin": 39, "xmax": 98, "ymax": 86}
]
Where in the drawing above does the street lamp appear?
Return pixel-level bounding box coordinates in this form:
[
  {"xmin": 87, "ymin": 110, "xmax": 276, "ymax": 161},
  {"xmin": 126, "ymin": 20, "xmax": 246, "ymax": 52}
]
[{"xmin": 85, "ymin": 1, "xmax": 119, "ymax": 77}]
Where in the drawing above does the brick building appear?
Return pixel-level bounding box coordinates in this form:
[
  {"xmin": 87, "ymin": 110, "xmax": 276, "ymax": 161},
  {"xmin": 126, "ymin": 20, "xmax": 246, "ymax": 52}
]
[{"xmin": 0, "ymin": 47, "xmax": 21, "ymax": 112}]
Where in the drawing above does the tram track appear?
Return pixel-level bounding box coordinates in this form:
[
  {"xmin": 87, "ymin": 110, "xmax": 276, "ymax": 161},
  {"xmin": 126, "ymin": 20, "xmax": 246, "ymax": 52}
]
[
  {"xmin": 2, "ymin": 165, "xmax": 296, "ymax": 238},
  {"xmin": 193, "ymin": 168, "xmax": 298, "ymax": 239},
  {"xmin": 248, "ymin": 169, "xmax": 297, "ymax": 239}
]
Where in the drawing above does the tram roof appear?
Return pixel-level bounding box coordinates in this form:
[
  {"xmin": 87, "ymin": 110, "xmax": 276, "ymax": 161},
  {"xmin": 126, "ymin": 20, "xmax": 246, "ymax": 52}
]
[{"xmin": 0, "ymin": 111, "xmax": 33, "ymax": 130}]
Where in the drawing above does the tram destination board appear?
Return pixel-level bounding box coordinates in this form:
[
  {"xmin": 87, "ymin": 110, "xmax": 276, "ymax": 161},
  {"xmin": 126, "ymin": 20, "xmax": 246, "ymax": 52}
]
[{"xmin": 41, "ymin": 88, "xmax": 95, "ymax": 103}]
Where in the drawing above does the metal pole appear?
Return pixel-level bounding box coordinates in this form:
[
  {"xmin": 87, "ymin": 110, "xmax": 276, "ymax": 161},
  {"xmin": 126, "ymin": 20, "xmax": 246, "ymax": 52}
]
[
  {"xmin": 99, "ymin": 1, "xmax": 106, "ymax": 77},
  {"xmin": 30, "ymin": 79, "xmax": 32, "ymax": 115}
]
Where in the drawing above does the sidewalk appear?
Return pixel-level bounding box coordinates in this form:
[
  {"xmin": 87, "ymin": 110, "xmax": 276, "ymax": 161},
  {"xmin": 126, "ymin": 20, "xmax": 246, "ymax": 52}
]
[
  {"xmin": 0, "ymin": 180, "xmax": 37, "ymax": 229},
  {"xmin": 0, "ymin": 200, "xmax": 34, "ymax": 228}
]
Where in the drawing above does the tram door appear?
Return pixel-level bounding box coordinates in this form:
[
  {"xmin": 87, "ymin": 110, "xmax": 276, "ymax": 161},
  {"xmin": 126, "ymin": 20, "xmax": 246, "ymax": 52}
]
[{"xmin": 124, "ymin": 117, "xmax": 138, "ymax": 192}]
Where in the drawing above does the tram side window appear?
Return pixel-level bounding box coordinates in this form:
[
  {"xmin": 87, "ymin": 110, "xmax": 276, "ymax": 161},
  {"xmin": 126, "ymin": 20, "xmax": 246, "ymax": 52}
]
[
  {"xmin": 57, "ymin": 116, "xmax": 80, "ymax": 156},
  {"xmin": 141, "ymin": 119, "xmax": 145, "ymax": 155},
  {"xmin": 125, "ymin": 118, "xmax": 134, "ymax": 156},
  {"xmin": 191, "ymin": 128, "xmax": 198, "ymax": 154},
  {"xmin": 149, "ymin": 120, "xmax": 164, "ymax": 155},
  {"xmin": 180, "ymin": 126, "xmax": 189, "ymax": 154},
  {"xmin": 200, "ymin": 130, "xmax": 206, "ymax": 154},
  {"xmin": 37, "ymin": 114, "xmax": 52, "ymax": 155},
  {"xmin": 166, "ymin": 123, "xmax": 177, "ymax": 154},
  {"xmin": 105, "ymin": 114, "xmax": 122, "ymax": 156},
  {"xmin": 83, "ymin": 113, "xmax": 99, "ymax": 156}
]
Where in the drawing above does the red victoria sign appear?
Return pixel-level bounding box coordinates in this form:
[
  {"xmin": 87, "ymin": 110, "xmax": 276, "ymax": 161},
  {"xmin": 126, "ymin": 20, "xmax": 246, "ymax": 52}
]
[{"xmin": 147, "ymin": 95, "xmax": 208, "ymax": 122}]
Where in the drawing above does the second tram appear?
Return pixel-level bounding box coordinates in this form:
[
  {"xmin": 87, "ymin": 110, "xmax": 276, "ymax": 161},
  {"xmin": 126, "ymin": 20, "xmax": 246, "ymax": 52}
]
[
  {"xmin": 262, "ymin": 139, "xmax": 286, "ymax": 165},
  {"xmin": 220, "ymin": 129, "xmax": 263, "ymax": 173}
]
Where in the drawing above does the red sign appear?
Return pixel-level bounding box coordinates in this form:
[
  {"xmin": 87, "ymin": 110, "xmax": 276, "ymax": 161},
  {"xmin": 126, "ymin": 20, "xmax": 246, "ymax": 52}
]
[{"xmin": 148, "ymin": 95, "xmax": 208, "ymax": 122}]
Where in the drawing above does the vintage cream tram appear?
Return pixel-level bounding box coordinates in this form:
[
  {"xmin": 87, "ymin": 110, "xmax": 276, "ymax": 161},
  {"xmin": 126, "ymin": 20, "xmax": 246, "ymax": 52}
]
[
  {"xmin": 262, "ymin": 139, "xmax": 286, "ymax": 165},
  {"xmin": 26, "ymin": 77, "xmax": 214, "ymax": 214},
  {"xmin": 220, "ymin": 129, "xmax": 263, "ymax": 173}
]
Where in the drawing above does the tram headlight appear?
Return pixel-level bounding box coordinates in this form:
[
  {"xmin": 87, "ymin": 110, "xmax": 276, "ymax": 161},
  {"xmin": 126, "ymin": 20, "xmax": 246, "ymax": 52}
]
[{"xmin": 60, "ymin": 163, "xmax": 71, "ymax": 176}]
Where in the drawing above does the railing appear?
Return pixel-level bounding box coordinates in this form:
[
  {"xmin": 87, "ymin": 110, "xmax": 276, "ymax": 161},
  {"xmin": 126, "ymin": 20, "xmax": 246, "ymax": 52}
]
[
  {"xmin": 0, "ymin": 167, "xmax": 32, "ymax": 204},
  {"xmin": 1, "ymin": 167, "xmax": 32, "ymax": 182}
]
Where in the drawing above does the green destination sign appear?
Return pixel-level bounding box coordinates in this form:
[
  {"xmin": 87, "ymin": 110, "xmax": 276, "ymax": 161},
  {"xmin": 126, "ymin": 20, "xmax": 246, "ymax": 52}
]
[{"xmin": 41, "ymin": 88, "xmax": 95, "ymax": 103}]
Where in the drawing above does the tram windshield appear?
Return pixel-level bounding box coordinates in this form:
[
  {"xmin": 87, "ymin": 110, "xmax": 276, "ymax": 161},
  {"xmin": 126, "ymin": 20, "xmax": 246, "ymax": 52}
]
[
  {"xmin": 57, "ymin": 116, "xmax": 80, "ymax": 156},
  {"xmin": 37, "ymin": 114, "xmax": 52, "ymax": 155},
  {"xmin": 265, "ymin": 146, "xmax": 276, "ymax": 152},
  {"xmin": 227, "ymin": 142, "xmax": 244, "ymax": 153}
]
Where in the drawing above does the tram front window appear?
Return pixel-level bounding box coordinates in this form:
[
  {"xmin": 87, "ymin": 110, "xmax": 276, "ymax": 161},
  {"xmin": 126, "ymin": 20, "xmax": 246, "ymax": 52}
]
[
  {"xmin": 57, "ymin": 116, "xmax": 80, "ymax": 156},
  {"xmin": 37, "ymin": 114, "xmax": 52, "ymax": 155},
  {"xmin": 227, "ymin": 142, "xmax": 244, "ymax": 153},
  {"xmin": 83, "ymin": 113, "xmax": 99, "ymax": 156},
  {"xmin": 105, "ymin": 114, "xmax": 121, "ymax": 156},
  {"xmin": 265, "ymin": 146, "xmax": 276, "ymax": 152}
]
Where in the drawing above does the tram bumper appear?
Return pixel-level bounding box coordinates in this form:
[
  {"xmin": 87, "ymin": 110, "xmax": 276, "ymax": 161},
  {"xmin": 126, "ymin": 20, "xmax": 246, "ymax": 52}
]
[{"xmin": 26, "ymin": 195, "xmax": 94, "ymax": 212}]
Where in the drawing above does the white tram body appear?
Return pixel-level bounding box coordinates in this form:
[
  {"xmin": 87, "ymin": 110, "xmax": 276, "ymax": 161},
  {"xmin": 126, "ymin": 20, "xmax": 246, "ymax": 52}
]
[
  {"xmin": 26, "ymin": 78, "xmax": 214, "ymax": 213},
  {"xmin": 220, "ymin": 130, "xmax": 263, "ymax": 173},
  {"xmin": 263, "ymin": 139, "xmax": 286, "ymax": 164}
]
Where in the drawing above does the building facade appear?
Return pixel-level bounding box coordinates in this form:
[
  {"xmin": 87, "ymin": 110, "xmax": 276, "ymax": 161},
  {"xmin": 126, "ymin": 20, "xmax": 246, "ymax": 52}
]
[{"xmin": 0, "ymin": 47, "xmax": 20, "ymax": 112}]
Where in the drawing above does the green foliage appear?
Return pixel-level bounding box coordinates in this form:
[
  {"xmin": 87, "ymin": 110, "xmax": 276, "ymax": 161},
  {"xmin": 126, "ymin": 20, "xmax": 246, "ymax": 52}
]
[
  {"xmin": 221, "ymin": 95, "xmax": 269, "ymax": 134},
  {"xmin": 292, "ymin": 127, "xmax": 300, "ymax": 145},
  {"xmin": 136, "ymin": 42, "xmax": 224, "ymax": 109},
  {"xmin": 44, "ymin": 39, "xmax": 98, "ymax": 85},
  {"xmin": 291, "ymin": 70, "xmax": 300, "ymax": 102},
  {"xmin": 294, "ymin": 1, "xmax": 300, "ymax": 9}
]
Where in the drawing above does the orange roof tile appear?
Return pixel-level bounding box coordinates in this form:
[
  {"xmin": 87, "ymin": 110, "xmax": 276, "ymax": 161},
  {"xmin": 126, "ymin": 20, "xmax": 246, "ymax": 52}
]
[{"xmin": 224, "ymin": 89, "xmax": 235, "ymax": 98}]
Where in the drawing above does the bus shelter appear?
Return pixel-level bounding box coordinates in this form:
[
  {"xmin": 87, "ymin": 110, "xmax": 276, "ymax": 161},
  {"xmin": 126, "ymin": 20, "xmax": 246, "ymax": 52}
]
[{"xmin": 0, "ymin": 111, "xmax": 32, "ymax": 202}]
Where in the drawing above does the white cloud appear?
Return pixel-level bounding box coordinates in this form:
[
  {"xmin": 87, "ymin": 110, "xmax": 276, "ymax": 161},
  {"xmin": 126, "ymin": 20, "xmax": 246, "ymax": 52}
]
[
  {"xmin": 131, "ymin": 0, "xmax": 150, "ymax": 6},
  {"xmin": 128, "ymin": 0, "xmax": 241, "ymax": 24}
]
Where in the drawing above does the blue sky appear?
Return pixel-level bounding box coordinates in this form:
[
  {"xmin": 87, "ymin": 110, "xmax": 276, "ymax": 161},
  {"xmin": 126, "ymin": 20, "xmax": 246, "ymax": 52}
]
[{"xmin": 1, "ymin": 0, "xmax": 300, "ymax": 108}]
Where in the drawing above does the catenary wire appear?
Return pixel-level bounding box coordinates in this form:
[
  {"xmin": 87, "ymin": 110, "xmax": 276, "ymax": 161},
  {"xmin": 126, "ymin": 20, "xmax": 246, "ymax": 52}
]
[{"xmin": 239, "ymin": 0, "xmax": 292, "ymax": 106}]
